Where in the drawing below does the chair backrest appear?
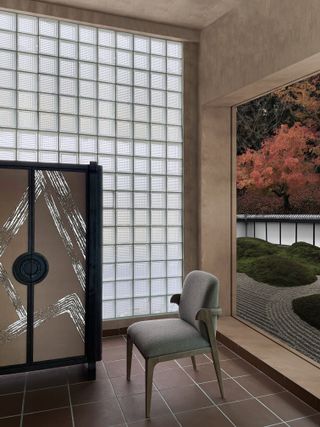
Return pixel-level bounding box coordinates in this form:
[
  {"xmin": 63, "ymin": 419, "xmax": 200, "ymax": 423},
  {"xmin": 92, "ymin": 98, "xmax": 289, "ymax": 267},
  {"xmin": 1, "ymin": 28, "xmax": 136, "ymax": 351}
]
[{"xmin": 179, "ymin": 270, "xmax": 219, "ymax": 339}]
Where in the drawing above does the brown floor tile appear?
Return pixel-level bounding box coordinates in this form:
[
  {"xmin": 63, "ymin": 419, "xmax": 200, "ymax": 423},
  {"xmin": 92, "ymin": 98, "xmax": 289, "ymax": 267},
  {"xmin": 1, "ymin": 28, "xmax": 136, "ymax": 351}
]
[
  {"xmin": 176, "ymin": 355, "xmax": 209, "ymax": 367},
  {"xmin": 111, "ymin": 374, "xmax": 155, "ymax": 397},
  {"xmin": 288, "ymin": 414, "xmax": 320, "ymax": 426},
  {"xmin": 67, "ymin": 362, "xmax": 107, "ymax": 384},
  {"xmin": 221, "ymin": 358, "xmax": 259, "ymax": 378},
  {"xmin": 0, "ymin": 393, "xmax": 23, "ymax": 418},
  {"xmin": 73, "ymin": 399, "xmax": 125, "ymax": 427},
  {"xmin": 24, "ymin": 385, "xmax": 69, "ymax": 414},
  {"xmin": 259, "ymin": 392, "xmax": 317, "ymax": 421},
  {"xmin": 23, "ymin": 407, "xmax": 73, "ymax": 427},
  {"xmin": 200, "ymin": 378, "xmax": 251, "ymax": 404},
  {"xmin": 0, "ymin": 374, "xmax": 25, "ymax": 395},
  {"xmin": 160, "ymin": 384, "xmax": 212, "ymax": 413},
  {"xmin": 219, "ymin": 398, "xmax": 280, "ymax": 427},
  {"xmin": 176, "ymin": 406, "xmax": 234, "ymax": 427},
  {"xmin": 0, "ymin": 417, "xmax": 21, "ymax": 427},
  {"xmin": 103, "ymin": 346, "xmax": 127, "ymax": 362},
  {"xmin": 183, "ymin": 363, "xmax": 227, "ymax": 384},
  {"xmin": 26, "ymin": 367, "xmax": 68, "ymax": 390},
  {"xmin": 218, "ymin": 346, "xmax": 240, "ymax": 361},
  {"xmin": 118, "ymin": 391, "xmax": 171, "ymax": 422},
  {"xmin": 127, "ymin": 414, "xmax": 180, "ymax": 427},
  {"xmin": 153, "ymin": 368, "xmax": 193, "ymax": 390},
  {"xmin": 102, "ymin": 336, "xmax": 126, "ymax": 348},
  {"xmin": 105, "ymin": 358, "xmax": 144, "ymax": 378},
  {"xmin": 154, "ymin": 361, "xmax": 178, "ymax": 372},
  {"xmin": 236, "ymin": 373, "xmax": 284, "ymax": 397},
  {"xmin": 70, "ymin": 379, "xmax": 115, "ymax": 405}
]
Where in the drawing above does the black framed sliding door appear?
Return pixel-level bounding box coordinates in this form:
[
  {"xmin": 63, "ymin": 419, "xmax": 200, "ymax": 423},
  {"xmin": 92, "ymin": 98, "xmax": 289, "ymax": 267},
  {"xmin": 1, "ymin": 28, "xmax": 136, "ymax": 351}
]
[{"xmin": 0, "ymin": 161, "xmax": 102, "ymax": 375}]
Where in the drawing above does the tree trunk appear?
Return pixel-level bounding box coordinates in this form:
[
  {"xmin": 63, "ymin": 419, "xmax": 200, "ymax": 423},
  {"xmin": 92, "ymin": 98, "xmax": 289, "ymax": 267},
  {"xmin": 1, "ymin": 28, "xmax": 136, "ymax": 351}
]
[{"xmin": 283, "ymin": 194, "xmax": 291, "ymax": 211}]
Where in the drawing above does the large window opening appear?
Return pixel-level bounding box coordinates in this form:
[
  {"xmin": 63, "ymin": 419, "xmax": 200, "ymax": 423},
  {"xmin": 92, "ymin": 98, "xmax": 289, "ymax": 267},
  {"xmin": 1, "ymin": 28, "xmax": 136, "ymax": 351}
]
[
  {"xmin": 0, "ymin": 11, "xmax": 184, "ymax": 320},
  {"xmin": 236, "ymin": 73, "xmax": 320, "ymax": 363}
]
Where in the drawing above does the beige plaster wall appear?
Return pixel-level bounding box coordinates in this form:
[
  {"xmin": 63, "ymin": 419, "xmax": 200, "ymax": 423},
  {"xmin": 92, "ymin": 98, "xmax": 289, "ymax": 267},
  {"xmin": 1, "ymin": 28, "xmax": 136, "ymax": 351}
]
[{"xmin": 199, "ymin": 0, "xmax": 320, "ymax": 315}]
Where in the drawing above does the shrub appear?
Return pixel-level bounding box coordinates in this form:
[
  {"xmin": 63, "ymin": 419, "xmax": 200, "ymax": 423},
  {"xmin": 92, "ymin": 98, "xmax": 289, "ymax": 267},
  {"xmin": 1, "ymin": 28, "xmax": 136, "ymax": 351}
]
[
  {"xmin": 242, "ymin": 254, "xmax": 317, "ymax": 287},
  {"xmin": 292, "ymin": 294, "xmax": 320, "ymax": 330},
  {"xmin": 287, "ymin": 241, "xmax": 320, "ymax": 263}
]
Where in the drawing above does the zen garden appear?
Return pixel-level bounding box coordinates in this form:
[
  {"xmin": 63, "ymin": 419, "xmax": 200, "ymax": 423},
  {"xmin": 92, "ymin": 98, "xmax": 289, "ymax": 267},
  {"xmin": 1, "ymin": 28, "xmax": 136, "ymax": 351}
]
[{"xmin": 236, "ymin": 73, "xmax": 320, "ymax": 363}]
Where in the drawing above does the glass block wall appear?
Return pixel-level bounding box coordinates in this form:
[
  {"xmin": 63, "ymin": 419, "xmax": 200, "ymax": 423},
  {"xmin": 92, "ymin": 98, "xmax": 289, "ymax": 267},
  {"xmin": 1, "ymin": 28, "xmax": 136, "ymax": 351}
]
[{"xmin": 0, "ymin": 11, "xmax": 184, "ymax": 319}]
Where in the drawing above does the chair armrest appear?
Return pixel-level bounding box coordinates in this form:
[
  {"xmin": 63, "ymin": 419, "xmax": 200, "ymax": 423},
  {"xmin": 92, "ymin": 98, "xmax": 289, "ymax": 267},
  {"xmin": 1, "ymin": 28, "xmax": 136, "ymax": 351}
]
[
  {"xmin": 170, "ymin": 294, "xmax": 181, "ymax": 306},
  {"xmin": 195, "ymin": 307, "xmax": 222, "ymax": 322}
]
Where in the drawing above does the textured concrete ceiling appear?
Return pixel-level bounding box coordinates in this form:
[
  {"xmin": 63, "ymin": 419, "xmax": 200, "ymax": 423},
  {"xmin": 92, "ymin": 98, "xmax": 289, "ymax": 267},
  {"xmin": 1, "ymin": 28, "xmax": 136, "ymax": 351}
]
[{"xmin": 39, "ymin": 0, "xmax": 239, "ymax": 29}]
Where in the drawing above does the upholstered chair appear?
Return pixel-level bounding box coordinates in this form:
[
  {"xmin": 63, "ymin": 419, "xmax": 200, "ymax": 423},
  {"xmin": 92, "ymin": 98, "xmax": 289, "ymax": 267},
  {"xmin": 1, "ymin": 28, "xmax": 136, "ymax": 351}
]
[{"xmin": 126, "ymin": 270, "xmax": 224, "ymax": 418}]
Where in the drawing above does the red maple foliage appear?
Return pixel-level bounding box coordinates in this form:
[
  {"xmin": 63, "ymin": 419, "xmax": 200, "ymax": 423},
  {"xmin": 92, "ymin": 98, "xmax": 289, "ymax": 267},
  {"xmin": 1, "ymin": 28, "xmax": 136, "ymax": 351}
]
[{"xmin": 237, "ymin": 123, "xmax": 320, "ymax": 211}]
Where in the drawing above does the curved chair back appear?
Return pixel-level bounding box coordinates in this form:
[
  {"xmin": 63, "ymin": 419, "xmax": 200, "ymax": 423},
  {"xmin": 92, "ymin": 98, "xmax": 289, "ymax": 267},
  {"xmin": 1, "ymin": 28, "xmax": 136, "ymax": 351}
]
[{"xmin": 179, "ymin": 270, "xmax": 220, "ymax": 339}]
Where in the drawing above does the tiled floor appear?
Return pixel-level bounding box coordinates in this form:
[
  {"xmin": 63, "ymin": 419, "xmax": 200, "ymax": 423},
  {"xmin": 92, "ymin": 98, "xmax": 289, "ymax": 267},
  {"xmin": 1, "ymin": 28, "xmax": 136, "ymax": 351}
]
[{"xmin": 0, "ymin": 336, "xmax": 319, "ymax": 427}]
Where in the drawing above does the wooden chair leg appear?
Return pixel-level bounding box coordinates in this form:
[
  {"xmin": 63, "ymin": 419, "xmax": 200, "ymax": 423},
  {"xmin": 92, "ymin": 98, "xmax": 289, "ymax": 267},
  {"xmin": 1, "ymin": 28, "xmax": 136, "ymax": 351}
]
[
  {"xmin": 191, "ymin": 355, "xmax": 197, "ymax": 370},
  {"xmin": 145, "ymin": 358, "xmax": 156, "ymax": 418},
  {"xmin": 127, "ymin": 335, "xmax": 133, "ymax": 381},
  {"xmin": 210, "ymin": 344, "xmax": 224, "ymax": 399}
]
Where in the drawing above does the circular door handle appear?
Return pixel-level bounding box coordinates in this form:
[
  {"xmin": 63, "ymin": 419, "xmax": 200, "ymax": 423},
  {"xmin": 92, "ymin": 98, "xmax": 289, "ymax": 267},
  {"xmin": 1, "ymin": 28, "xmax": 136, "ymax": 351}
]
[{"xmin": 12, "ymin": 252, "xmax": 49, "ymax": 285}]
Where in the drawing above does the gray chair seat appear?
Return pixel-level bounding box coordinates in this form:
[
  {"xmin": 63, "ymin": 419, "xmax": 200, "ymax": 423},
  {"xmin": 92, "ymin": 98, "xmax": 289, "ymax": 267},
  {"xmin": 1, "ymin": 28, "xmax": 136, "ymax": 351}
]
[{"xmin": 127, "ymin": 318, "xmax": 209, "ymax": 358}]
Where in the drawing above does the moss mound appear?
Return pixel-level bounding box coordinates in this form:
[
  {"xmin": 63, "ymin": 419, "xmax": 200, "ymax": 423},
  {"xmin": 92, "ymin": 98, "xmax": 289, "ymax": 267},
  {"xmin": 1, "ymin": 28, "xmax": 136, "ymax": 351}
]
[
  {"xmin": 287, "ymin": 242, "xmax": 320, "ymax": 264},
  {"xmin": 243, "ymin": 254, "xmax": 317, "ymax": 287},
  {"xmin": 292, "ymin": 294, "xmax": 320, "ymax": 330},
  {"xmin": 237, "ymin": 237, "xmax": 279, "ymax": 258}
]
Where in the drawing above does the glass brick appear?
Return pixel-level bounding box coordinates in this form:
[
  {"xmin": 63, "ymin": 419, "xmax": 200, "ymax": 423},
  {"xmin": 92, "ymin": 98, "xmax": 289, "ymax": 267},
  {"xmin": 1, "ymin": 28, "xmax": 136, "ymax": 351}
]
[
  {"xmin": 151, "ymin": 55, "xmax": 166, "ymax": 73},
  {"xmin": 134, "ymin": 36, "xmax": 149, "ymax": 53},
  {"xmin": 134, "ymin": 105, "xmax": 149, "ymax": 122},
  {"xmin": 0, "ymin": 129, "xmax": 15, "ymax": 148},
  {"xmin": 60, "ymin": 59, "xmax": 78, "ymax": 78},
  {"xmin": 134, "ymin": 245, "xmax": 149, "ymax": 261},
  {"xmin": 18, "ymin": 111, "xmax": 37, "ymax": 130},
  {"xmin": 80, "ymin": 98, "xmax": 97, "ymax": 117},
  {"xmin": 39, "ymin": 75, "xmax": 56, "ymax": 94},
  {"xmin": 59, "ymin": 134, "xmax": 78, "ymax": 152},
  {"xmin": 99, "ymin": 101, "xmax": 115, "ymax": 118},
  {"xmin": 39, "ymin": 36, "xmax": 58, "ymax": 56},
  {"xmin": 116, "ymin": 121, "xmax": 132, "ymax": 139},
  {"xmin": 99, "ymin": 138, "xmax": 115, "ymax": 154},
  {"xmin": 0, "ymin": 70, "xmax": 15, "ymax": 90},
  {"xmin": 79, "ymin": 43, "xmax": 97, "ymax": 62},
  {"xmin": 39, "ymin": 132, "xmax": 58, "ymax": 151},
  {"xmin": 151, "ymin": 210, "xmax": 166, "ymax": 226},
  {"xmin": 117, "ymin": 192, "xmax": 132, "ymax": 209},
  {"xmin": 151, "ymin": 227, "xmax": 166, "ymax": 243},
  {"xmin": 60, "ymin": 22, "xmax": 78, "ymax": 41},
  {"xmin": 116, "ymin": 67, "xmax": 132, "ymax": 85},
  {"xmin": 151, "ymin": 90, "xmax": 166, "ymax": 107},
  {"xmin": 79, "ymin": 136, "xmax": 97, "ymax": 153},
  {"xmin": 17, "ymin": 130, "xmax": 37, "ymax": 149},
  {"xmin": 0, "ymin": 30, "xmax": 16, "ymax": 50},
  {"xmin": 167, "ymin": 75, "xmax": 182, "ymax": 92},
  {"xmin": 151, "ymin": 107, "xmax": 166, "ymax": 124},
  {"xmin": 117, "ymin": 227, "xmax": 133, "ymax": 244},
  {"xmin": 167, "ymin": 176, "xmax": 182, "ymax": 192},
  {"xmin": 116, "ymin": 174, "xmax": 132, "ymax": 190},
  {"xmin": 116, "ymin": 85, "xmax": 132, "ymax": 103},
  {"xmin": 103, "ymin": 245, "xmax": 115, "ymax": 263},
  {"xmin": 60, "ymin": 114, "xmax": 78, "ymax": 133},
  {"xmin": 151, "ymin": 124, "xmax": 166, "ymax": 141},
  {"xmin": 134, "ymin": 157, "xmax": 149, "ymax": 174},
  {"xmin": 151, "ymin": 73, "xmax": 166, "ymax": 90},
  {"xmin": 134, "ymin": 262, "xmax": 149, "ymax": 278},
  {"xmin": 18, "ymin": 34, "xmax": 37, "ymax": 53},
  {"xmin": 134, "ymin": 52, "xmax": 149, "ymax": 70},
  {"xmin": 80, "ymin": 62, "xmax": 97, "ymax": 81},
  {"xmin": 134, "ymin": 70, "xmax": 149, "ymax": 87},
  {"xmin": 134, "ymin": 141, "xmax": 149, "ymax": 157},
  {"xmin": 151, "ymin": 38, "xmax": 166, "ymax": 56},
  {"xmin": 167, "ymin": 58, "xmax": 182, "ymax": 75},
  {"xmin": 151, "ymin": 193, "xmax": 166, "ymax": 209},
  {"xmin": 151, "ymin": 244, "xmax": 166, "ymax": 260},
  {"xmin": 117, "ymin": 263, "xmax": 133, "ymax": 280},
  {"xmin": 167, "ymin": 142, "xmax": 182, "ymax": 158},
  {"xmin": 18, "ymin": 91, "xmax": 37, "ymax": 110},
  {"xmin": 167, "ymin": 92, "xmax": 182, "ymax": 109},
  {"xmin": 116, "ymin": 281, "xmax": 132, "ymax": 299},
  {"xmin": 117, "ymin": 50, "xmax": 132, "ymax": 68},
  {"xmin": 79, "ymin": 25, "xmax": 97, "ymax": 44},
  {"xmin": 39, "ymin": 112, "xmax": 58, "ymax": 132},
  {"xmin": 99, "ymin": 47, "xmax": 115, "ymax": 65},
  {"xmin": 117, "ymin": 32, "xmax": 133, "ymax": 50},
  {"xmin": 151, "ymin": 261, "xmax": 166, "ymax": 278},
  {"xmin": 0, "ymin": 89, "xmax": 15, "ymax": 108},
  {"xmin": 60, "ymin": 40, "xmax": 77, "ymax": 59},
  {"xmin": 134, "ymin": 174, "xmax": 149, "ymax": 191},
  {"xmin": 98, "ymin": 29, "xmax": 115, "ymax": 47},
  {"xmin": 0, "ymin": 148, "xmax": 15, "ymax": 159},
  {"xmin": 18, "ymin": 53, "xmax": 37, "ymax": 73},
  {"xmin": 0, "ymin": 12, "xmax": 16, "ymax": 31},
  {"xmin": 134, "ymin": 227, "xmax": 149, "ymax": 244},
  {"xmin": 151, "ymin": 279, "xmax": 166, "ymax": 296},
  {"xmin": 0, "ymin": 50, "xmax": 15, "ymax": 69},
  {"xmin": 134, "ymin": 88, "xmax": 149, "ymax": 105},
  {"xmin": 99, "ymin": 155, "xmax": 114, "ymax": 171},
  {"xmin": 18, "ymin": 15, "xmax": 37, "ymax": 34},
  {"xmin": 151, "ymin": 175, "xmax": 166, "ymax": 192},
  {"xmin": 39, "ymin": 18, "xmax": 58, "ymax": 38},
  {"xmin": 80, "ymin": 116, "xmax": 97, "ymax": 135},
  {"xmin": 99, "ymin": 83, "xmax": 115, "ymax": 101},
  {"xmin": 99, "ymin": 65, "xmax": 115, "ymax": 83},
  {"xmin": 116, "ymin": 299, "xmax": 132, "ymax": 317},
  {"xmin": 99, "ymin": 118, "xmax": 115, "ymax": 137},
  {"xmin": 167, "ymin": 243, "xmax": 182, "ymax": 260},
  {"xmin": 39, "ymin": 93, "xmax": 57, "ymax": 112},
  {"xmin": 39, "ymin": 56, "xmax": 57, "ymax": 75},
  {"xmin": 103, "ymin": 301, "xmax": 115, "ymax": 319},
  {"xmin": 60, "ymin": 96, "xmax": 77, "ymax": 115},
  {"xmin": 117, "ymin": 103, "xmax": 132, "ymax": 121},
  {"xmin": 59, "ymin": 78, "xmax": 78, "ymax": 96},
  {"xmin": 79, "ymin": 80, "xmax": 97, "ymax": 98},
  {"xmin": 17, "ymin": 150, "xmax": 37, "ymax": 162}
]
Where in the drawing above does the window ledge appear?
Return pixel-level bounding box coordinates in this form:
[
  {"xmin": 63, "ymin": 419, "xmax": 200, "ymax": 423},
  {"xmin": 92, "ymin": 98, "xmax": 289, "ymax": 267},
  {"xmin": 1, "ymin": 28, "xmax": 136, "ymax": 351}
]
[{"xmin": 217, "ymin": 316, "xmax": 320, "ymax": 410}]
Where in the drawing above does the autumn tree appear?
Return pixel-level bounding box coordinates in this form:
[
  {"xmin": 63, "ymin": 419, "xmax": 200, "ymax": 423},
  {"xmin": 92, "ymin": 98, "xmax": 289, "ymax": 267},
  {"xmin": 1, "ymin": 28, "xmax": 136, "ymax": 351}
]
[{"xmin": 237, "ymin": 124, "xmax": 320, "ymax": 211}]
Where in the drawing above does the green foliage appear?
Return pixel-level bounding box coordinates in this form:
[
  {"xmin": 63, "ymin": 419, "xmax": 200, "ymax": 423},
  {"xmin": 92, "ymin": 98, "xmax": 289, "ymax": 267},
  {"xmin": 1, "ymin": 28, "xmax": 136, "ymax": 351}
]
[
  {"xmin": 292, "ymin": 294, "xmax": 320, "ymax": 330},
  {"xmin": 237, "ymin": 237, "xmax": 318, "ymax": 286}
]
